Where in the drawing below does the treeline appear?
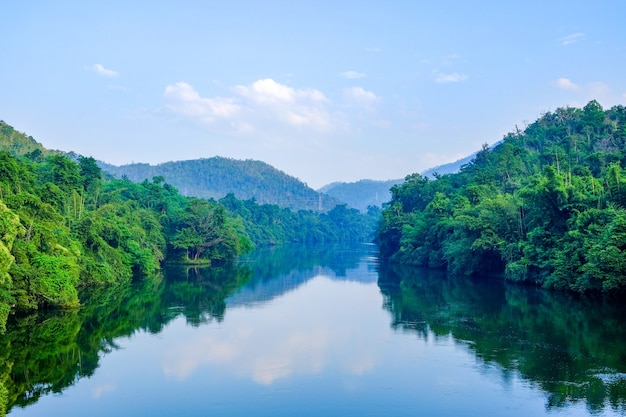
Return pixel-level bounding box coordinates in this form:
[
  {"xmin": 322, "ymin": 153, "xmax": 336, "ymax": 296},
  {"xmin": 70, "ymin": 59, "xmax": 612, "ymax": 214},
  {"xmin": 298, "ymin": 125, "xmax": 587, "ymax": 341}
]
[
  {"xmin": 99, "ymin": 156, "xmax": 340, "ymax": 212},
  {"xmin": 0, "ymin": 149, "xmax": 253, "ymax": 333},
  {"xmin": 0, "ymin": 263, "xmax": 251, "ymax": 416},
  {"xmin": 220, "ymin": 193, "xmax": 379, "ymax": 245},
  {"xmin": 0, "ymin": 121, "xmax": 379, "ymax": 332},
  {"xmin": 377, "ymin": 100, "xmax": 626, "ymax": 293}
]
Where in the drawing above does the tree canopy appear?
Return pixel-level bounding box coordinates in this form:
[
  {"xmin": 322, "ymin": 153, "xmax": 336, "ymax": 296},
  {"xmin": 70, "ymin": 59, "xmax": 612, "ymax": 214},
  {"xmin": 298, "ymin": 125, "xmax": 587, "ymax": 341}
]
[{"xmin": 376, "ymin": 101, "xmax": 626, "ymax": 294}]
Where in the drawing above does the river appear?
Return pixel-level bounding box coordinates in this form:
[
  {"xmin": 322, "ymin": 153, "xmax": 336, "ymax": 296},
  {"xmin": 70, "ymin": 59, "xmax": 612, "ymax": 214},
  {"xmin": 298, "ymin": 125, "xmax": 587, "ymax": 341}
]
[{"xmin": 2, "ymin": 243, "xmax": 626, "ymax": 416}]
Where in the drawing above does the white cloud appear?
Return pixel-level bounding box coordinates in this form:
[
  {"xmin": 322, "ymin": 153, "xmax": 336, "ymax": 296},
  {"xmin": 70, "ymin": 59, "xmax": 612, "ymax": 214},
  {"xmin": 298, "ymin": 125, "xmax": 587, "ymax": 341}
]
[
  {"xmin": 235, "ymin": 78, "xmax": 295, "ymax": 103},
  {"xmin": 92, "ymin": 64, "xmax": 119, "ymax": 78},
  {"xmin": 555, "ymin": 77, "xmax": 579, "ymax": 90},
  {"xmin": 287, "ymin": 109, "xmax": 327, "ymax": 127},
  {"xmin": 233, "ymin": 79, "xmax": 330, "ymax": 129},
  {"xmin": 164, "ymin": 82, "xmax": 240, "ymax": 123},
  {"xmin": 161, "ymin": 277, "xmax": 381, "ymax": 386},
  {"xmin": 559, "ymin": 32, "xmax": 584, "ymax": 46},
  {"xmin": 553, "ymin": 79, "xmax": 622, "ymax": 108},
  {"xmin": 434, "ymin": 72, "xmax": 468, "ymax": 84},
  {"xmin": 164, "ymin": 79, "xmax": 332, "ymax": 131},
  {"xmin": 341, "ymin": 71, "xmax": 366, "ymax": 79},
  {"xmin": 234, "ymin": 78, "xmax": 327, "ymax": 105},
  {"xmin": 343, "ymin": 87, "xmax": 379, "ymax": 108}
]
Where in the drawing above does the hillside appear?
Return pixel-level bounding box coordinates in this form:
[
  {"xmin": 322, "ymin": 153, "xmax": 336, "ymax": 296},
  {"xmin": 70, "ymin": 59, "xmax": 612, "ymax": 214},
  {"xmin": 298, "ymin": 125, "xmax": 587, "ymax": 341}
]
[
  {"xmin": 0, "ymin": 120, "xmax": 50, "ymax": 159},
  {"xmin": 420, "ymin": 152, "xmax": 479, "ymax": 178},
  {"xmin": 318, "ymin": 153, "xmax": 482, "ymax": 213},
  {"xmin": 377, "ymin": 100, "xmax": 626, "ymax": 294},
  {"xmin": 0, "ymin": 120, "xmax": 381, "ymax": 339},
  {"xmin": 319, "ymin": 179, "xmax": 403, "ymax": 212},
  {"xmin": 99, "ymin": 158, "xmax": 340, "ymax": 212}
]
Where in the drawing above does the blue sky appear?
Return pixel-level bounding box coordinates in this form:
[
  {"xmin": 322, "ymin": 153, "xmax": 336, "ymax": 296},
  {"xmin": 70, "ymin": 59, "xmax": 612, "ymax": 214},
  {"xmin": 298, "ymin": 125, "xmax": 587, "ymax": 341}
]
[{"xmin": 2, "ymin": 1, "xmax": 625, "ymax": 188}]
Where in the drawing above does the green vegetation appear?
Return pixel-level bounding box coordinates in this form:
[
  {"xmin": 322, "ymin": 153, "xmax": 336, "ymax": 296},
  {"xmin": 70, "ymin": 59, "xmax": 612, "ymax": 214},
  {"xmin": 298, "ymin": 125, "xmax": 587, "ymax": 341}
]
[
  {"xmin": 0, "ymin": 263, "xmax": 251, "ymax": 416},
  {"xmin": 0, "ymin": 131, "xmax": 254, "ymax": 333},
  {"xmin": 0, "ymin": 121, "xmax": 49, "ymax": 158},
  {"xmin": 219, "ymin": 193, "xmax": 378, "ymax": 245},
  {"xmin": 0, "ymin": 121, "xmax": 378, "ymax": 334},
  {"xmin": 377, "ymin": 101, "xmax": 626, "ymax": 293},
  {"xmin": 99, "ymin": 156, "xmax": 341, "ymax": 212}
]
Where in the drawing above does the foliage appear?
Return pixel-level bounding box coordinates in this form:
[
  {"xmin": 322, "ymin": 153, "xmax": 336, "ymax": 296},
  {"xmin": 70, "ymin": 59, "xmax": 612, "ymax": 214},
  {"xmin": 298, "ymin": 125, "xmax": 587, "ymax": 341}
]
[
  {"xmin": 0, "ymin": 133, "xmax": 254, "ymax": 331},
  {"xmin": 0, "ymin": 261, "xmax": 252, "ymax": 416},
  {"xmin": 99, "ymin": 156, "xmax": 341, "ymax": 212},
  {"xmin": 219, "ymin": 193, "xmax": 378, "ymax": 246},
  {"xmin": 376, "ymin": 101, "xmax": 626, "ymax": 293},
  {"xmin": 0, "ymin": 120, "xmax": 378, "ymax": 333}
]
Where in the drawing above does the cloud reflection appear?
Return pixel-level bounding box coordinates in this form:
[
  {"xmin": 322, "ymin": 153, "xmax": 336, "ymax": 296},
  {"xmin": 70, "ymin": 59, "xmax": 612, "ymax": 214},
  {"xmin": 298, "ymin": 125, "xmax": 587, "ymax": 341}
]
[{"xmin": 161, "ymin": 276, "xmax": 385, "ymax": 385}]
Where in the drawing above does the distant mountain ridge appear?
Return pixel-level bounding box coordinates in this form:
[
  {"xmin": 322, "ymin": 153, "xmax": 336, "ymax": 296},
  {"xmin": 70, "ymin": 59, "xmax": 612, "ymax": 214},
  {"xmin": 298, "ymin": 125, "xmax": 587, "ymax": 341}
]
[
  {"xmin": 98, "ymin": 158, "xmax": 340, "ymax": 212},
  {"xmin": 420, "ymin": 152, "xmax": 478, "ymax": 178},
  {"xmin": 318, "ymin": 154, "xmax": 480, "ymax": 212},
  {"xmin": 318, "ymin": 179, "xmax": 403, "ymax": 212},
  {"xmin": 1, "ymin": 118, "xmax": 483, "ymax": 213}
]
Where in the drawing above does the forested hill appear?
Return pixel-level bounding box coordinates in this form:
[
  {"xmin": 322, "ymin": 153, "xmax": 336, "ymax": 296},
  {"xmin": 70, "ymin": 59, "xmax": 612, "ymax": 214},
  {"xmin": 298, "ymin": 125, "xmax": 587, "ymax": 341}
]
[
  {"xmin": 318, "ymin": 154, "xmax": 480, "ymax": 213},
  {"xmin": 99, "ymin": 158, "xmax": 339, "ymax": 212},
  {"xmin": 0, "ymin": 120, "xmax": 51, "ymax": 158},
  {"xmin": 319, "ymin": 179, "xmax": 403, "ymax": 212},
  {"xmin": 0, "ymin": 120, "xmax": 380, "ymax": 338},
  {"xmin": 377, "ymin": 100, "xmax": 626, "ymax": 294}
]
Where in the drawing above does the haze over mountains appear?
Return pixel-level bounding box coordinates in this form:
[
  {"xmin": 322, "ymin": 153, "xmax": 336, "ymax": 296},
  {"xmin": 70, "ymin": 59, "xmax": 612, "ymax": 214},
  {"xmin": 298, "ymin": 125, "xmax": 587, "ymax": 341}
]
[
  {"xmin": 98, "ymin": 157, "xmax": 341, "ymax": 212},
  {"xmin": 1, "ymin": 119, "xmax": 474, "ymax": 213},
  {"xmin": 98, "ymin": 151, "xmax": 476, "ymax": 213}
]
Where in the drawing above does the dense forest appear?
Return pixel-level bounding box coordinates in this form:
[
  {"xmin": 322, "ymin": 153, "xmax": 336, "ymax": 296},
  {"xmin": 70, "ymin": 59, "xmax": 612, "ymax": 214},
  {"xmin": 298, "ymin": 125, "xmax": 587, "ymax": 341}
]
[
  {"xmin": 0, "ymin": 147, "xmax": 253, "ymax": 333},
  {"xmin": 377, "ymin": 100, "xmax": 626, "ymax": 294},
  {"xmin": 220, "ymin": 193, "xmax": 378, "ymax": 244},
  {"xmin": 99, "ymin": 157, "xmax": 340, "ymax": 212},
  {"xmin": 0, "ymin": 121, "xmax": 377, "ymax": 335}
]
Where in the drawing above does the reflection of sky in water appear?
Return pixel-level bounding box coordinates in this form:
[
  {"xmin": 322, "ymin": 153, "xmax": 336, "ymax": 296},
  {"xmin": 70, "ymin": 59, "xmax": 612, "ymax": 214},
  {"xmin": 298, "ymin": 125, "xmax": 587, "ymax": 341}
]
[
  {"xmin": 10, "ymin": 274, "xmax": 605, "ymax": 417},
  {"xmin": 163, "ymin": 276, "xmax": 384, "ymax": 385}
]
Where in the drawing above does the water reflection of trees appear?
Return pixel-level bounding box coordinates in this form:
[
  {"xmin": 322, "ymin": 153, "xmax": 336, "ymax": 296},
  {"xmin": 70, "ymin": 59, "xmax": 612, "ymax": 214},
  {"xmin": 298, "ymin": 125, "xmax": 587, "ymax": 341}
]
[
  {"xmin": 238, "ymin": 242, "xmax": 369, "ymax": 282},
  {"xmin": 0, "ymin": 263, "xmax": 251, "ymax": 417},
  {"xmin": 0, "ymin": 243, "xmax": 372, "ymax": 416},
  {"xmin": 378, "ymin": 262, "xmax": 626, "ymax": 414}
]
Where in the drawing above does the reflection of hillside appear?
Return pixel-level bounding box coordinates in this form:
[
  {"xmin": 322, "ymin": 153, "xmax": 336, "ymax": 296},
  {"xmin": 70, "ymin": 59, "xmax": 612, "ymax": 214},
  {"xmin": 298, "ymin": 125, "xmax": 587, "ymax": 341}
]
[
  {"xmin": 0, "ymin": 244, "xmax": 376, "ymax": 416},
  {"xmin": 227, "ymin": 243, "xmax": 378, "ymax": 307},
  {"xmin": 0, "ymin": 263, "xmax": 250, "ymax": 417},
  {"xmin": 378, "ymin": 262, "xmax": 626, "ymax": 414}
]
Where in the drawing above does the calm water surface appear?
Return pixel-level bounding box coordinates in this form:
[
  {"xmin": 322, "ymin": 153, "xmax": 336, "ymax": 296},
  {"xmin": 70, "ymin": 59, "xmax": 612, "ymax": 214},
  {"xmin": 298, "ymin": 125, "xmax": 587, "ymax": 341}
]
[{"xmin": 3, "ymin": 243, "xmax": 626, "ymax": 416}]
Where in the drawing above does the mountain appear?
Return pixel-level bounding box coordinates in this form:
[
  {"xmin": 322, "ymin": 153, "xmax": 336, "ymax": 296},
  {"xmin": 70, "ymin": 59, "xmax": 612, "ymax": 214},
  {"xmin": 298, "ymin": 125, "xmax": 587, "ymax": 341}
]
[
  {"xmin": 1, "ymin": 117, "xmax": 481, "ymax": 214},
  {"xmin": 98, "ymin": 158, "xmax": 340, "ymax": 212},
  {"xmin": 420, "ymin": 152, "xmax": 478, "ymax": 178},
  {"xmin": 318, "ymin": 153, "xmax": 485, "ymax": 212},
  {"xmin": 319, "ymin": 179, "xmax": 403, "ymax": 212},
  {"xmin": 0, "ymin": 120, "xmax": 51, "ymax": 159}
]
